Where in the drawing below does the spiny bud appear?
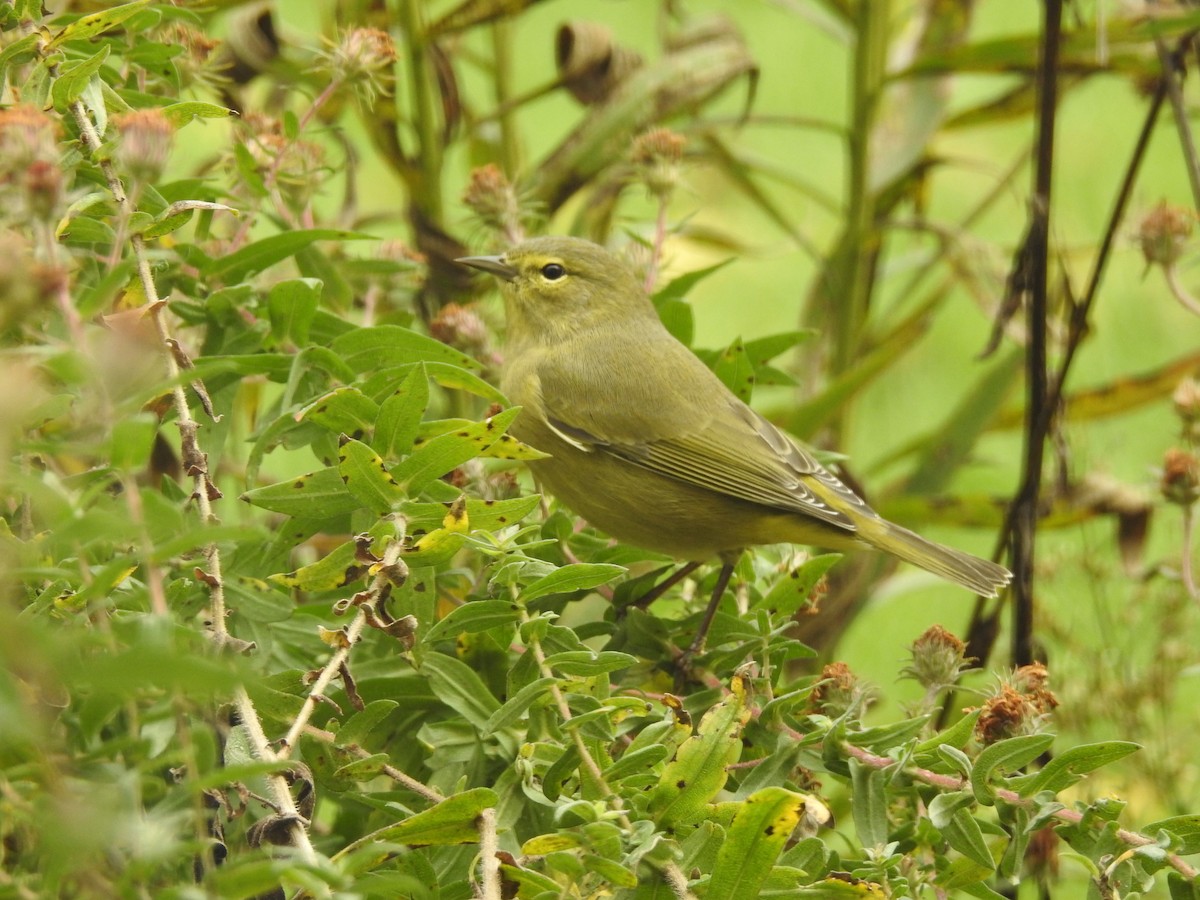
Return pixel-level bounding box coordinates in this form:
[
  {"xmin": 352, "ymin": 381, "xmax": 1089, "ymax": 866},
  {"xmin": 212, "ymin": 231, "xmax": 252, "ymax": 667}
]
[
  {"xmin": 159, "ymin": 23, "xmax": 224, "ymax": 91},
  {"xmin": 324, "ymin": 27, "xmax": 396, "ymax": 104},
  {"xmin": 113, "ymin": 108, "xmax": 174, "ymax": 184},
  {"xmin": 808, "ymin": 661, "xmax": 871, "ymax": 720},
  {"xmin": 630, "ymin": 127, "xmax": 687, "ymax": 200},
  {"xmin": 1173, "ymin": 376, "xmax": 1200, "ymax": 442},
  {"xmin": 974, "ymin": 662, "xmax": 1058, "ymax": 745},
  {"xmin": 1161, "ymin": 447, "xmax": 1199, "ymax": 507},
  {"xmin": 901, "ymin": 624, "xmax": 971, "ymax": 691},
  {"xmin": 1136, "ymin": 201, "xmax": 1193, "ymax": 269},
  {"xmin": 0, "ymin": 105, "xmax": 59, "ymax": 177},
  {"xmin": 462, "ymin": 164, "xmax": 524, "ymax": 243}
]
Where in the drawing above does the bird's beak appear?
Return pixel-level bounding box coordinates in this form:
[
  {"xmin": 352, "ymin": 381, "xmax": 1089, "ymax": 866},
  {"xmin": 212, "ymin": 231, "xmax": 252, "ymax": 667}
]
[{"xmin": 456, "ymin": 254, "xmax": 518, "ymax": 282}]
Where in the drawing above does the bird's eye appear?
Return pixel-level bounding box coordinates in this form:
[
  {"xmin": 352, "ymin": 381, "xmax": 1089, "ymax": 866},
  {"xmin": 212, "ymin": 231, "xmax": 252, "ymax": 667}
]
[{"xmin": 541, "ymin": 263, "xmax": 566, "ymax": 281}]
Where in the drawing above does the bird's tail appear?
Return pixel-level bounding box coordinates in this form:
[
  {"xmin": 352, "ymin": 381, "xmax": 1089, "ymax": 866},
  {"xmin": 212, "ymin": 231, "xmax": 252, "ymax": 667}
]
[{"xmin": 860, "ymin": 519, "xmax": 1012, "ymax": 597}]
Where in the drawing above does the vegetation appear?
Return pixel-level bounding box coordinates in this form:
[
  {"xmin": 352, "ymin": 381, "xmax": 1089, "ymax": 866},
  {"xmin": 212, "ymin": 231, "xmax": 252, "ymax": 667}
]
[{"xmin": 1, "ymin": 1, "xmax": 1198, "ymax": 897}]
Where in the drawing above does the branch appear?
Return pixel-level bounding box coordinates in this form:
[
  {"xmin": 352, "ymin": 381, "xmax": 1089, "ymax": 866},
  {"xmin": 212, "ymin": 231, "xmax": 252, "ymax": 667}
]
[
  {"xmin": 842, "ymin": 742, "xmax": 1199, "ymax": 880},
  {"xmin": 1008, "ymin": 0, "xmax": 1062, "ymax": 667}
]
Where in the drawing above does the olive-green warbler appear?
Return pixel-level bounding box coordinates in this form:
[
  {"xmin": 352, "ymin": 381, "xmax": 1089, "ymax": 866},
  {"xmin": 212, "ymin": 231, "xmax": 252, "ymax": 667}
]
[{"xmin": 459, "ymin": 236, "xmax": 1011, "ymax": 607}]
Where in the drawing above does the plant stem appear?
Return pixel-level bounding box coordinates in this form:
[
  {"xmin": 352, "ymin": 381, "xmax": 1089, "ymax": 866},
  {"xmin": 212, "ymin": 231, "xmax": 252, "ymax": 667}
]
[
  {"xmin": 1009, "ymin": 0, "xmax": 1062, "ymax": 667},
  {"xmin": 477, "ymin": 807, "xmax": 501, "ymax": 900},
  {"xmin": 842, "ymin": 741, "xmax": 1199, "ymax": 880}
]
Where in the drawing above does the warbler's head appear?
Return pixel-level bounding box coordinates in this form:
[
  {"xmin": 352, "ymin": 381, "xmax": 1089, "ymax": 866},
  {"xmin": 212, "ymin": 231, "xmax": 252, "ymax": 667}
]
[{"xmin": 457, "ymin": 236, "xmax": 654, "ymax": 344}]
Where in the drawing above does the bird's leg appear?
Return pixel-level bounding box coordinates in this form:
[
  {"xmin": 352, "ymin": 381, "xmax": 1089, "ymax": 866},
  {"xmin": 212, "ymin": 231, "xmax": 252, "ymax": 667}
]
[
  {"xmin": 673, "ymin": 561, "xmax": 736, "ymax": 690},
  {"xmin": 687, "ymin": 561, "xmax": 735, "ymax": 659},
  {"xmin": 628, "ymin": 561, "xmax": 703, "ymax": 612}
]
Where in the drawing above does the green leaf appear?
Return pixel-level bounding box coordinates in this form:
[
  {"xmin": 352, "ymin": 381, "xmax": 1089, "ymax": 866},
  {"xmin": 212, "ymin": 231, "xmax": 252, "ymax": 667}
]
[
  {"xmin": 1168, "ymin": 872, "xmax": 1200, "ymax": 900},
  {"xmin": 424, "ymin": 599, "xmax": 521, "ymax": 644},
  {"xmin": 161, "ymin": 100, "xmax": 234, "ymax": 127},
  {"xmin": 374, "ymin": 364, "xmax": 429, "ymax": 459},
  {"xmin": 241, "ymin": 466, "xmax": 359, "ymax": 519},
  {"xmin": 483, "ymin": 676, "xmax": 557, "ymax": 734},
  {"xmin": 268, "ymin": 539, "xmax": 365, "ymax": 591},
  {"xmin": 849, "ymin": 759, "xmax": 889, "ymax": 848},
  {"xmin": 1018, "ymin": 741, "xmax": 1140, "ymax": 796},
  {"xmin": 0, "ymin": 34, "xmax": 39, "ymax": 91},
  {"xmin": 109, "ymin": 413, "xmax": 157, "ymax": 470},
  {"xmin": 518, "ymin": 563, "xmax": 626, "ymax": 603},
  {"xmin": 1144, "ymin": 815, "xmax": 1200, "ymax": 856},
  {"xmin": 336, "ymin": 699, "xmax": 399, "ymax": 747},
  {"xmin": 368, "ymin": 787, "xmax": 498, "ymax": 845},
  {"xmin": 652, "ymin": 259, "xmax": 733, "ymax": 303},
  {"xmin": 542, "ymin": 650, "xmax": 638, "ymax": 676},
  {"xmin": 751, "ymin": 554, "xmax": 841, "ymax": 617},
  {"xmin": 648, "ymin": 684, "xmax": 751, "ymax": 828},
  {"xmin": 707, "ymin": 787, "xmax": 813, "ymax": 900},
  {"xmin": 941, "ymin": 809, "xmax": 995, "ymax": 871},
  {"xmin": 403, "ymin": 496, "xmax": 540, "ymax": 534},
  {"xmin": 711, "ymin": 336, "xmax": 755, "ymax": 402},
  {"xmin": 50, "ymin": 44, "xmax": 109, "ymax": 107},
  {"xmin": 301, "ymin": 387, "xmax": 379, "ymax": 438},
  {"xmin": 267, "ymin": 278, "xmax": 321, "ymax": 346},
  {"xmin": 392, "ymin": 407, "xmax": 521, "ymax": 493},
  {"xmin": 928, "ymin": 790, "xmax": 974, "ymax": 829},
  {"xmin": 46, "ymin": 0, "xmax": 152, "ymax": 49},
  {"xmin": 337, "ymin": 437, "xmax": 405, "ymax": 514},
  {"xmin": 970, "ymin": 733, "xmax": 1054, "ymax": 805},
  {"xmin": 334, "ymin": 752, "xmax": 391, "ymax": 781},
  {"xmin": 421, "ymin": 652, "xmax": 501, "ymax": 731},
  {"xmin": 425, "ymin": 361, "xmax": 507, "ymax": 404},
  {"xmin": 330, "ymin": 324, "xmax": 478, "ymax": 374},
  {"xmin": 915, "ymin": 709, "xmax": 982, "ymax": 756},
  {"xmin": 207, "ymin": 229, "xmax": 373, "ymax": 283}
]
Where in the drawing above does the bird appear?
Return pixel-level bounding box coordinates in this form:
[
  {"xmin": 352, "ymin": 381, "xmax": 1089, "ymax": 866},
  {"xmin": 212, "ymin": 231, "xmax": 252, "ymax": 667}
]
[{"xmin": 457, "ymin": 236, "xmax": 1011, "ymax": 651}]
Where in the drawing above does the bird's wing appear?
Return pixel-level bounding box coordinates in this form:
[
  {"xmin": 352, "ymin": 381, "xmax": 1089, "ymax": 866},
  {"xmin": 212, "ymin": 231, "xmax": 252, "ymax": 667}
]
[{"xmin": 537, "ymin": 340, "xmax": 865, "ymax": 533}]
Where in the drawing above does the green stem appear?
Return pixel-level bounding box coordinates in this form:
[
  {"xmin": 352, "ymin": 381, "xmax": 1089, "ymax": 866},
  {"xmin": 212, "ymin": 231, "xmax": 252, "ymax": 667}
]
[
  {"xmin": 398, "ymin": 0, "xmax": 443, "ymax": 222},
  {"xmin": 491, "ymin": 17, "xmax": 520, "ymax": 175},
  {"xmin": 841, "ymin": 0, "xmax": 887, "ymax": 351}
]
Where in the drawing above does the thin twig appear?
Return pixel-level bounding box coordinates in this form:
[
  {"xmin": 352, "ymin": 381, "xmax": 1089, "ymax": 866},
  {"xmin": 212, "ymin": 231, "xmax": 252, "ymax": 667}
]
[
  {"xmin": 477, "ymin": 807, "xmax": 501, "ymax": 900},
  {"xmin": 518, "ymin": 607, "xmax": 632, "ymax": 829},
  {"xmin": 1164, "ymin": 262, "xmax": 1200, "ymax": 317},
  {"xmin": 279, "ymin": 531, "xmax": 406, "ymax": 757},
  {"xmin": 1154, "ymin": 32, "xmax": 1200, "ymax": 211},
  {"xmin": 303, "ymin": 726, "xmax": 446, "ymax": 803}
]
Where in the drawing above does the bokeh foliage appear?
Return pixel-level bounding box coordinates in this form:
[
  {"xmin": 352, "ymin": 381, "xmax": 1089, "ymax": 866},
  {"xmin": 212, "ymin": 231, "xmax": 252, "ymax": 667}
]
[{"xmin": 1, "ymin": 1, "xmax": 1199, "ymax": 898}]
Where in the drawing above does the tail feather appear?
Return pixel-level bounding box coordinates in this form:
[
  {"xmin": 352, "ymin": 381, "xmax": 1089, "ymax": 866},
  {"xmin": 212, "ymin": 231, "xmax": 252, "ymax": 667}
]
[{"xmin": 861, "ymin": 520, "xmax": 1012, "ymax": 598}]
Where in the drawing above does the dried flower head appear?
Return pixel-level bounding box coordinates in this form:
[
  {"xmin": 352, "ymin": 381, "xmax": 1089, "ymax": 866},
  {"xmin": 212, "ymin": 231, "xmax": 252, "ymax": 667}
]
[
  {"xmin": 23, "ymin": 159, "xmax": 63, "ymax": 223},
  {"xmin": 808, "ymin": 661, "xmax": 873, "ymax": 719},
  {"xmin": 159, "ymin": 23, "xmax": 226, "ymax": 91},
  {"xmin": 113, "ymin": 108, "xmax": 175, "ymax": 184},
  {"xmin": 1161, "ymin": 447, "xmax": 1199, "ymax": 507},
  {"xmin": 462, "ymin": 165, "xmax": 525, "ymax": 243},
  {"xmin": 429, "ymin": 302, "xmax": 490, "ymax": 356},
  {"xmin": 1136, "ymin": 201, "xmax": 1193, "ymax": 268},
  {"xmin": 323, "ymin": 27, "xmax": 396, "ymax": 105},
  {"xmin": 901, "ymin": 624, "xmax": 971, "ymax": 691},
  {"xmin": 238, "ymin": 119, "xmax": 326, "ymax": 206},
  {"xmin": 974, "ymin": 662, "xmax": 1058, "ymax": 745},
  {"xmin": 0, "ymin": 105, "xmax": 59, "ymax": 178},
  {"xmin": 630, "ymin": 127, "xmax": 687, "ymax": 200}
]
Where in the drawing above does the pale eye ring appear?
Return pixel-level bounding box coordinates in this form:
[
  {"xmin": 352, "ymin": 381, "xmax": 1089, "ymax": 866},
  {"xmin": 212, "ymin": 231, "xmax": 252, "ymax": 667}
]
[{"xmin": 541, "ymin": 263, "xmax": 566, "ymax": 280}]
